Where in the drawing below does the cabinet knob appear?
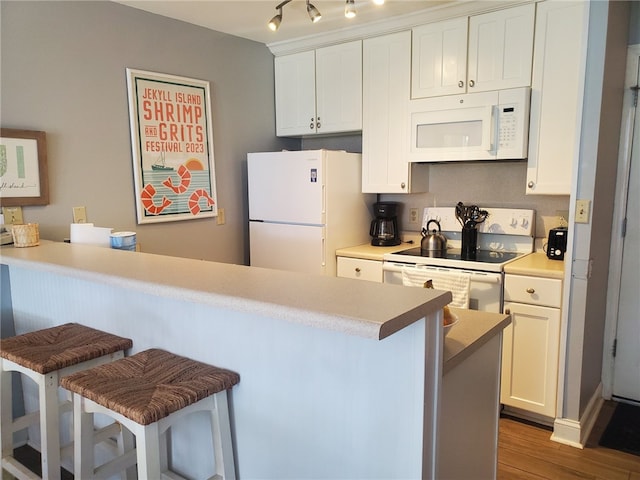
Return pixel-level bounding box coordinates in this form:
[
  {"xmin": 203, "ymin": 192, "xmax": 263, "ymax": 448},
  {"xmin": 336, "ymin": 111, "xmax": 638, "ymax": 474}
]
[
  {"xmin": 316, "ymin": 121, "xmax": 321, "ymax": 129},
  {"xmin": 401, "ymin": 182, "xmax": 406, "ymax": 189},
  {"xmin": 355, "ymin": 268, "xmax": 361, "ymax": 273},
  {"xmin": 505, "ymin": 308, "xmax": 511, "ymax": 315},
  {"xmin": 528, "ymin": 181, "xmax": 535, "ymax": 188},
  {"xmin": 526, "ymin": 287, "xmax": 535, "ymax": 294},
  {"xmin": 469, "ymin": 79, "xmax": 475, "ymax": 87},
  {"xmin": 458, "ymin": 80, "xmax": 464, "ymax": 88},
  {"xmin": 310, "ymin": 122, "xmax": 314, "ymax": 129}
]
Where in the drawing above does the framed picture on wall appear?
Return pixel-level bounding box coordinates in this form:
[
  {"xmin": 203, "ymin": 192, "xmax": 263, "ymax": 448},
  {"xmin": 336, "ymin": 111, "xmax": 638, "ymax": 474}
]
[
  {"xmin": 0, "ymin": 129, "xmax": 49, "ymax": 207},
  {"xmin": 126, "ymin": 68, "xmax": 218, "ymax": 224}
]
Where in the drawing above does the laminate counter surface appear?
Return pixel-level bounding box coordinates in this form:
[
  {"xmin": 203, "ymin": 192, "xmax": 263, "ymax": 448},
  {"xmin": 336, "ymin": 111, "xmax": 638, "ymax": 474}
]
[
  {"xmin": 0, "ymin": 241, "xmax": 451, "ymax": 340},
  {"xmin": 335, "ymin": 241, "xmax": 416, "ymax": 261},
  {"xmin": 504, "ymin": 252, "xmax": 565, "ymax": 279}
]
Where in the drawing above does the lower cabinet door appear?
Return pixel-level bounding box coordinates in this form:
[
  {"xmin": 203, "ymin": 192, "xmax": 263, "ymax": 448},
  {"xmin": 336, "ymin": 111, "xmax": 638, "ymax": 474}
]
[{"xmin": 501, "ymin": 301, "xmax": 561, "ymax": 417}]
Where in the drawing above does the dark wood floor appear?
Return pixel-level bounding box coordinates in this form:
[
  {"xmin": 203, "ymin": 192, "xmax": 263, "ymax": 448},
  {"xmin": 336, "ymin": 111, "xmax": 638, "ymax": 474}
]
[{"xmin": 498, "ymin": 401, "xmax": 640, "ymax": 480}]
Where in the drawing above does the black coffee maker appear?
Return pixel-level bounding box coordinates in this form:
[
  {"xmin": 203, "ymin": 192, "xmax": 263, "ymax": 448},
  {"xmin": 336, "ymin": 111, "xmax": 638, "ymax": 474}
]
[{"xmin": 370, "ymin": 202, "xmax": 401, "ymax": 246}]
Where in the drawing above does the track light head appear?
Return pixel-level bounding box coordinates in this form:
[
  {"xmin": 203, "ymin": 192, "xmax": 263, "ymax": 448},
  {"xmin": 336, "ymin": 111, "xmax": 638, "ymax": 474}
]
[
  {"xmin": 306, "ymin": 0, "xmax": 322, "ymax": 23},
  {"xmin": 345, "ymin": 0, "xmax": 356, "ymax": 19},
  {"xmin": 268, "ymin": 11, "xmax": 282, "ymax": 31}
]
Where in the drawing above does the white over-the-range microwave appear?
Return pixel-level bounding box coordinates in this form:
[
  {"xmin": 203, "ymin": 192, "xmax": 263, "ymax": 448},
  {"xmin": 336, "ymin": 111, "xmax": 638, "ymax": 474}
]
[{"xmin": 408, "ymin": 87, "xmax": 531, "ymax": 162}]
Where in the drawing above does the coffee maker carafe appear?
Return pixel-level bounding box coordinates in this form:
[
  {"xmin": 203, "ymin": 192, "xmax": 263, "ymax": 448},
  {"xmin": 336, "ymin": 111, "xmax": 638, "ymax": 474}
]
[{"xmin": 370, "ymin": 202, "xmax": 401, "ymax": 246}]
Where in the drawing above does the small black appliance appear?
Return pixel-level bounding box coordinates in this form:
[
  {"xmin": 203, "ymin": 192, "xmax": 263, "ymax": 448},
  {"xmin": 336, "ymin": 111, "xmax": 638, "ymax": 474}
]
[
  {"xmin": 547, "ymin": 226, "xmax": 568, "ymax": 260},
  {"xmin": 370, "ymin": 202, "xmax": 401, "ymax": 246}
]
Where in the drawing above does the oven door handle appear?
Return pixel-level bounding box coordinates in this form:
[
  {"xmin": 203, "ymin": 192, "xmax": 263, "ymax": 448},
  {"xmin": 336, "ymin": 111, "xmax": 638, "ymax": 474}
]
[{"xmin": 382, "ymin": 263, "xmax": 502, "ymax": 284}]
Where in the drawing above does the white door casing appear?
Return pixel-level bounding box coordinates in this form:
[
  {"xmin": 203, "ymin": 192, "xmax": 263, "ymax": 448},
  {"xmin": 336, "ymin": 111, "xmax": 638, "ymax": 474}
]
[{"xmin": 603, "ymin": 45, "xmax": 640, "ymax": 403}]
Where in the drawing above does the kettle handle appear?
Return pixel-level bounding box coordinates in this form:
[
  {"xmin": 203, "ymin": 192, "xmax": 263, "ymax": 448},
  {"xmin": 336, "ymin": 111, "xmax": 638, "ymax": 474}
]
[{"xmin": 426, "ymin": 219, "xmax": 441, "ymax": 233}]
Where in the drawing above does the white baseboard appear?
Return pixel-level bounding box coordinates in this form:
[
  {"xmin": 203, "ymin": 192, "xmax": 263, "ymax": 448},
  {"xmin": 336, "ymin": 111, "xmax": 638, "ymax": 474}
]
[{"xmin": 551, "ymin": 383, "xmax": 604, "ymax": 448}]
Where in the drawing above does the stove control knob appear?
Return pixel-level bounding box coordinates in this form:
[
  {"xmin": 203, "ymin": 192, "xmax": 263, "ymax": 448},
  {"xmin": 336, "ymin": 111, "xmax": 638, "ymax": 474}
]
[
  {"xmin": 521, "ymin": 218, "xmax": 529, "ymax": 228},
  {"xmin": 510, "ymin": 218, "xmax": 518, "ymax": 227}
]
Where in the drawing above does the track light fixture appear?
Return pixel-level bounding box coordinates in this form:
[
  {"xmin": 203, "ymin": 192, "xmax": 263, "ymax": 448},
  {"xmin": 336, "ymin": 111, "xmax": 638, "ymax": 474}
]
[
  {"xmin": 268, "ymin": 0, "xmax": 292, "ymax": 32},
  {"xmin": 345, "ymin": 0, "xmax": 356, "ymax": 19},
  {"xmin": 306, "ymin": 0, "xmax": 322, "ymax": 23},
  {"xmin": 268, "ymin": 0, "xmax": 385, "ymax": 32}
]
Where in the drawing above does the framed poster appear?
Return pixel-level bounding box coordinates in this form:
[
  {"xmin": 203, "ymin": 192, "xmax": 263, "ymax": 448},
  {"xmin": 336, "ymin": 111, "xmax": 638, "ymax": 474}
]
[
  {"xmin": 0, "ymin": 129, "xmax": 49, "ymax": 207},
  {"xmin": 126, "ymin": 69, "xmax": 218, "ymax": 224}
]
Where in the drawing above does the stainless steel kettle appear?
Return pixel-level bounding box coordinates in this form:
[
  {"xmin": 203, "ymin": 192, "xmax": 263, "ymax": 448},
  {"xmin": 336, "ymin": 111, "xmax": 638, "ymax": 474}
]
[{"xmin": 421, "ymin": 220, "xmax": 448, "ymax": 256}]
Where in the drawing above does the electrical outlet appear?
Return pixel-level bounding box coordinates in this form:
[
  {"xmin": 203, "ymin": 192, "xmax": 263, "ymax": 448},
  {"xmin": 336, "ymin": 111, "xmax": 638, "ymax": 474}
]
[
  {"xmin": 409, "ymin": 208, "xmax": 419, "ymax": 224},
  {"xmin": 216, "ymin": 207, "xmax": 225, "ymax": 225},
  {"xmin": 2, "ymin": 206, "xmax": 23, "ymax": 224},
  {"xmin": 575, "ymin": 199, "xmax": 590, "ymax": 224},
  {"xmin": 73, "ymin": 206, "xmax": 87, "ymax": 223}
]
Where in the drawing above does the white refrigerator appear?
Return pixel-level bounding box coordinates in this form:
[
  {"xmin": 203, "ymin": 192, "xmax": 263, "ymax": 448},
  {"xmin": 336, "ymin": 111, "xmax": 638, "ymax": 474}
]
[{"xmin": 248, "ymin": 150, "xmax": 373, "ymax": 276}]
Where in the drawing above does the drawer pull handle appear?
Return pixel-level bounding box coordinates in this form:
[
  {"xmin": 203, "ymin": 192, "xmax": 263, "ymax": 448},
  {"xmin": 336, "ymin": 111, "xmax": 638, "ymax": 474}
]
[
  {"xmin": 526, "ymin": 288, "xmax": 535, "ymax": 294},
  {"xmin": 355, "ymin": 268, "xmax": 361, "ymax": 273}
]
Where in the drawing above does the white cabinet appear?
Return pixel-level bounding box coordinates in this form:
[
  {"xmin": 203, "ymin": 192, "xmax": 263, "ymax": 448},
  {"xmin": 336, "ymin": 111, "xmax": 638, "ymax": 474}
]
[
  {"xmin": 274, "ymin": 41, "xmax": 362, "ymax": 137},
  {"xmin": 526, "ymin": 1, "xmax": 589, "ymax": 195},
  {"xmin": 501, "ymin": 274, "xmax": 562, "ymax": 418},
  {"xmin": 412, "ymin": 3, "xmax": 534, "ymax": 99},
  {"xmin": 362, "ymin": 31, "xmax": 428, "ymax": 193},
  {"xmin": 337, "ymin": 257, "xmax": 383, "ymax": 283},
  {"xmin": 411, "ymin": 17, "xmax": 468, "ymax": 98}
]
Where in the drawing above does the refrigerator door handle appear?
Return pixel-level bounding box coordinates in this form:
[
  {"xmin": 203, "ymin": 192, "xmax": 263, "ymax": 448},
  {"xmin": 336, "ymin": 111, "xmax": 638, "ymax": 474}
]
[
  {"xmin": 322, "ymin": 184, "xmax": 327, "ymax": 216},
  {"xmin": 322, "ymin": 236, "xmax": 326, "ymax": 267}
]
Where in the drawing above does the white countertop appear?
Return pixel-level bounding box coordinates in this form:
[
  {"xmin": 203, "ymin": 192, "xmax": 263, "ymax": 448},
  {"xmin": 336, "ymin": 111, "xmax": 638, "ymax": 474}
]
[
  {"xmin": 0, "ymin": 241, "xmax": 452, "ymax": 340},
  {"xmin": 504, "ymin": 251, "xmax": 565, "ymax": 279},
  {"xmin": 336, "ymin": 240, "xmax": 418, "ymax": 261}
]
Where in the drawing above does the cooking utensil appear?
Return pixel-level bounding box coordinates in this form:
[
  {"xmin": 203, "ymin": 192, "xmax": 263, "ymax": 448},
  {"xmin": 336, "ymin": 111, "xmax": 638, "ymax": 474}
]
[
  {"xmin": 421, "ymin": 219, "xmax": 448, "ymax": 256},
  {"xmin": 455, "ymin": 202, "xmax": 489, "ymax": 229}
]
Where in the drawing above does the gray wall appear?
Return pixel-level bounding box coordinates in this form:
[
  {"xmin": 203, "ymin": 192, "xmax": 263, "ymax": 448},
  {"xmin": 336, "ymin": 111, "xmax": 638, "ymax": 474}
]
[
  {"xmin": 562, "ymin": 0, "xmax": 631, "ymax": 421},
  {"xmin": 1, "ymin": 1, "xmax": 297, "ymax": 265}
]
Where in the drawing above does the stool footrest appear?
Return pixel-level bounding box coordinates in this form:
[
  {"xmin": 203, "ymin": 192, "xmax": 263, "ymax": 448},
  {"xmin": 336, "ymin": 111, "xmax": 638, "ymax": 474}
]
[{"xmin": 1, "ymin": 455, "xmax": 42, "ymax": 480}]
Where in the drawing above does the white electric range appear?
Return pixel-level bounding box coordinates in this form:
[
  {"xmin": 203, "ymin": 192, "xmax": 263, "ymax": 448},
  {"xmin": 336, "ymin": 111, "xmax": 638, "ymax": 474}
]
[{"xmin": 383, "ymin": 207, "xmax": 536, "ymax": 312}]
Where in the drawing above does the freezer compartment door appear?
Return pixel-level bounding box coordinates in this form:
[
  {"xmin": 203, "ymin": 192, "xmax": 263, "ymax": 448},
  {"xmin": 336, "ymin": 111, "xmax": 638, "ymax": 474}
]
[
  {"xmin": 248, "ymin": 151, "xmax": 324, "ymax": 225},
  {"xmin": 250, "ymin": 221, "xmax": 325, "ymax": 275}
]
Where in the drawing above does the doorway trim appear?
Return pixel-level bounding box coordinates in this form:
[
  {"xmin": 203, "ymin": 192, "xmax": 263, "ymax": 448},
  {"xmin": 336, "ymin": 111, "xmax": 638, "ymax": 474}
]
[{"xmin": 602, "ymin": 43, "xmax": 640, "ymax": 399}]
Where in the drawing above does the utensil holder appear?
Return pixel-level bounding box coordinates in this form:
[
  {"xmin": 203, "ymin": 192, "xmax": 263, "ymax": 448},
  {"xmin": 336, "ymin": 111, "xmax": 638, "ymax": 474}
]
[{"xmin": 461, "ymin": 226, "xmax": 477, "ymax": 260}]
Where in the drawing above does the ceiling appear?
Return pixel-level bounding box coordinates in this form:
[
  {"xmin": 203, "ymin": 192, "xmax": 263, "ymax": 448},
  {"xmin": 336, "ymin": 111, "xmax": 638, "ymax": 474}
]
[{"xmin": 114, "ymin": 1, "xmax": 452, "ymax": 46}]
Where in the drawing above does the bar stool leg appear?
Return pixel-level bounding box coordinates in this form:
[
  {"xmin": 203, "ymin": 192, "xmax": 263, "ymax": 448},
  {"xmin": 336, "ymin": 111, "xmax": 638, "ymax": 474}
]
[
  {"xmin": 0, "ymin": 360, "xmax": 14, "ymax": 463},
  {"xmin": 73, "ymin": 394, "xmax": 95, "ymax": 480},
  {"xmin": 40, "ymin": 372, "xmax": 61, "ymax": 480},
  {"xmin": 137, "ymin": 422, "xmax": 162, "ymax": 480},
  {"xmin": 117, "ymin": 424, "xmax": 136, "ymax": 480},
  {"xmin": 211, "ymin": 392, "xmax": 236, "ymax": 480}
]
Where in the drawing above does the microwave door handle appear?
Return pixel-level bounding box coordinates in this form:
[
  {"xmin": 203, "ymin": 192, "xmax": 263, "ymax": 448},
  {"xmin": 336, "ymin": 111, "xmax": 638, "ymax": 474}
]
[{"xmin": 489, "ymin": 105, "xmax": 499, "ymax": 154}]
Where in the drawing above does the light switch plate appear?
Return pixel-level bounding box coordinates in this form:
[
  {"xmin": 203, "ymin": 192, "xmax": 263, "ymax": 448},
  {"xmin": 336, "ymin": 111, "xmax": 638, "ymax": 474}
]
[
  {"xmin": 73, "ymin": 206, "xmax": 87, "ymax": 223},
  {"xmin": 2, "ymin": 206, "xmax": 24, "ymax": 224},
  {"xmin": 216, "ymin": 207, "xmax": 225, "ymax": 225},
  {"xmin": 575, "ymin": 199, "xmax": 590, "ymax": 224}
]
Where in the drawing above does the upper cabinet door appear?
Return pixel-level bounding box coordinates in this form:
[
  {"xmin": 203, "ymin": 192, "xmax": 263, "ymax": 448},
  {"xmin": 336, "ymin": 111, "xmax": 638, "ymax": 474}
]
[
  {"xmin": 412, "ymin": 4, "xmax": 534, "ymax": 99},
  {"xmin": 412, "ymin": 17, "xmax": 468, "ymax": 99},
  {"xmin": 275, "ymin": 51, "xmax": 316, "ymax": 136},
  {"xmin": 526, "ymin": 1, "xmax": 589, "ymax": 195},
  {"xmin": 315, "ymin": 40, "xmax": 362, "ymax": 135},
  {"xmin": 467, "ymin": 3, "xmax": 535, "ymax": 93}
]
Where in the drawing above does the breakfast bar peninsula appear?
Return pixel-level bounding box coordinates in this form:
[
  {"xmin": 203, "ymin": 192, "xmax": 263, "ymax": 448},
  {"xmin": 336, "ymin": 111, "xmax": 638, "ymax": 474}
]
[{"xmin": 1, "ymin": 242, "xmax": 508, "ymax": 479}]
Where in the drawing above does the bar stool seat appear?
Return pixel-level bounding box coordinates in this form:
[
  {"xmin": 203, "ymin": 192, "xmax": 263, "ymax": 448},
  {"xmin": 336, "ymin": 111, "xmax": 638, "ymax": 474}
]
[
  {"xmin": 0, "ymin": 322, "xmax": 133, "ymax": 480},
  {"xmin": 61, "ymin": 348, "xmax": 240, "ymax": 480}
]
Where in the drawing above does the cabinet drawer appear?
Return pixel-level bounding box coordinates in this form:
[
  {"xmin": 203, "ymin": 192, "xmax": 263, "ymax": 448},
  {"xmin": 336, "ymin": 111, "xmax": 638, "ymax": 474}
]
[
  {"xmin": 337, "ymin": 257, "xmax": 383, "ymax": 283},
  {"xmin": 504, "ymin": 275, "xmax": 562, "ymax": 308}
]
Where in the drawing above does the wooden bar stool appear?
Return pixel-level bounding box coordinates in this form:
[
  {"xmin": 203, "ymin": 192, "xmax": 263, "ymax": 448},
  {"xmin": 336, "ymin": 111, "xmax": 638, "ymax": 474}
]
[
  {"xmin": 61, "ymin": 348, "xmax": 240, "ymax": 480},
  {"xmin": 0, "ymin": 323, "xmax": 133, "ymax": 480}
]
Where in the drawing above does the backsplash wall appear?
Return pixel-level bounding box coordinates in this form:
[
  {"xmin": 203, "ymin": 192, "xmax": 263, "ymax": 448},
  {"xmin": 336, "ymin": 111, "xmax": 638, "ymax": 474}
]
[{"xmin": 302, "ymin": 136, "xmax": 570, "ymax": 244}]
